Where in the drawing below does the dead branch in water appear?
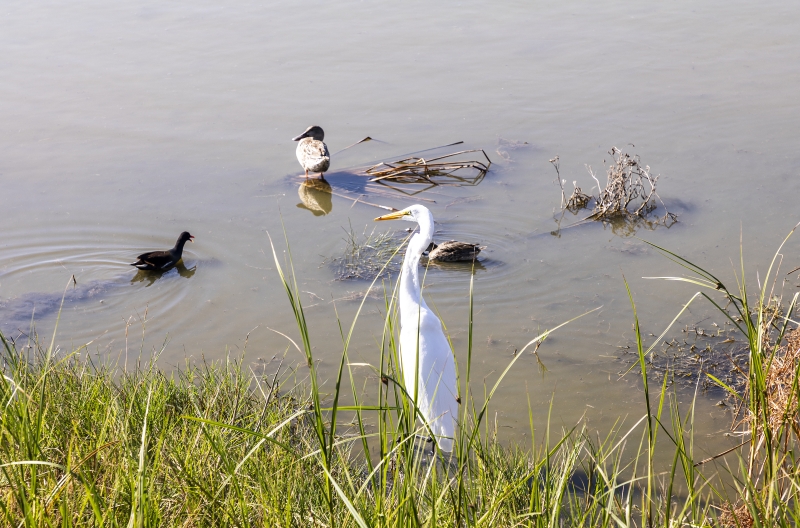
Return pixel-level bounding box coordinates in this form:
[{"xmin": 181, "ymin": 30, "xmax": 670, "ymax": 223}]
[{"xmin": 364, "ymin": 149, "xmax": 491, "ymax": 193}]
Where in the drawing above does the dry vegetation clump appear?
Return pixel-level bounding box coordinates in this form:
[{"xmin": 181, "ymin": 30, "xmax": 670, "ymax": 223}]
[
  {"xmin": 747, "ymin": 326, "xmax": 800, "ymax": 437},
  {"xmin": 719, "ymin": 501, "xmax": 755, "ymax": 528},
  {"xmin": 364, "ymin": 149, "xmax": 491, "ymax": 194},
  {"xmin": 549, "ymin": 155, "xmax": 591, "ymax": 213},
  {"xmin": 550, "ymin": 147, "xmax": 677, "ymax": 228},
  {"xmin": 589, "ymin": 147, "xmax": 662, "ymax": 218}
]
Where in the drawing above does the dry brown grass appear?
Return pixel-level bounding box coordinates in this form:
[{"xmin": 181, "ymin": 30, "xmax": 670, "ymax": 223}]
[
  {"xmin": 719, "ymin": 502, "xmax": 755, "ymax": 528},
  {"xmin": 364, "ymin": 149, "xmax": 491, "ymax": 194},
  {"xmin": 762, "ymin": 327, "xmax": 800, "ymax": 436}
]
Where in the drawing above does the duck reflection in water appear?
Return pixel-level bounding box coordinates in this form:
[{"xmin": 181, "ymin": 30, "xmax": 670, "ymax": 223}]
[
  {"xmin": 131, "ymin": 261, "xmax": 197, "ymax": 287},
  {"xmin": 297, "ymin": 177, "xmax": 333, "ymax": 216},
  {"xmin": 420, "ymin": 258, "xmax": 487, "ymax": 273}
]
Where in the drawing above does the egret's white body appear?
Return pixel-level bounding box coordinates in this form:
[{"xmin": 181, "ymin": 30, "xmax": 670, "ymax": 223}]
[{"xmin": 376, "ymin": 205, "xmax": 458, "ymax": 452}]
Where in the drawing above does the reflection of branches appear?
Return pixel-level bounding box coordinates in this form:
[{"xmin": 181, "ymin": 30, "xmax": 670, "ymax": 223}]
[
  {"xmin": 599, "ymin": 212, "xmax": 678, "ymax": 237},
  {"xmin": 550, "ymin": 208, "xmax": 567, "ymax": 238},
  {"xmin": 550, "ymin": 201, "xmax": 677, "ymax": 238}
]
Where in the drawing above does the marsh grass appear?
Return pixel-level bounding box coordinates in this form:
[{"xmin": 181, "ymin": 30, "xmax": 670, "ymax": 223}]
[
  {"xmin": 325, "ymin": 223, "xmax": 406, "ymax": 281},
  {"xmin": 643, "ymin": 223, "xmax": 800, "ymax": 525},
  {"xmin": 3, "ymin": 227, "xmax": 800, "ymax": 526}
]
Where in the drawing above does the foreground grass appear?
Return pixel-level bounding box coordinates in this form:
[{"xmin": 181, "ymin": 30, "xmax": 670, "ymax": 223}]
[
  {"xmin": 0, "ymin": 342, "xmax": 712, "ymax": 527},
  {"xmin": 3, "ymin": 227, "xmax": 800, "ymax": 526}
]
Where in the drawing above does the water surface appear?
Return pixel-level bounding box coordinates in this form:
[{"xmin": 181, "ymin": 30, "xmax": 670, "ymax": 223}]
[{"xmin": 2, "ymin": 1, "xmax": 800, "ymax": 457}]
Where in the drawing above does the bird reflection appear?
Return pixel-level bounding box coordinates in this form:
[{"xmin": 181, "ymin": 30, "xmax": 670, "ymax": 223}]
[
  {"xmin": 420, "ymin": 258, "xmax": 488, "ymax": 273},
  {"xmin": 131, "ymin": 261, "xmax": 196, "ymax": 287},
  {"xmin": 297, "ymin": 177, "xmax": 333, "ymax": 216}
]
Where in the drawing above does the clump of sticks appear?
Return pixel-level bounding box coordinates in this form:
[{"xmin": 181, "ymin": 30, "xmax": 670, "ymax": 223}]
[
  {"xmin": 551, "ymin": 147, "xmax": 676, "ymax": 226},
  {"xmin": 365, "ymin": 150, "xmax": 491, "ymax": 193}
]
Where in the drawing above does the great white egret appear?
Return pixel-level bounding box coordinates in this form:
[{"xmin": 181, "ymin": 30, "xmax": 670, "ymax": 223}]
[
  {"xmin": 130, "ymin": 232, "xmax": 194, "ymax": 271},
  {"xmin": 425, "ymin": 241, "xmax": 484, "ymax": 262},
  {"xmin": 375, "ymin": 205, "xmax": 458, "ymax": 452},
  {"xmin": 292, "ymin": 125, "xmax": 331, "ymax": 178}
]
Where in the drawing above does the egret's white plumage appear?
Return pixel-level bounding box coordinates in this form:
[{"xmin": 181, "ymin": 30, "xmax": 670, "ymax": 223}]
[{"xmin": 376, "ymin": 205, "xmax": 458, "ymax": 452}]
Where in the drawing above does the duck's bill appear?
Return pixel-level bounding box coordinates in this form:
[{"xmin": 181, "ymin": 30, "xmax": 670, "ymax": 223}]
[
  {"xmin": 374, "ymin": 210, "xmax": 407, "ymax": 221},
  {"xmin": 292, "ymin": 133, "xmax": 307, "ymax": 141},
  {"xmin": 190, "ymin": 236, "xmax": 195, "ymax": 242}
]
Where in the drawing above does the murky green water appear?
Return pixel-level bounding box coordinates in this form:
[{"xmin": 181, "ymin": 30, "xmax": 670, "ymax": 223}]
[{"xmin": 2, "ymin": 1, "xmax": 800, "ymax": 457}]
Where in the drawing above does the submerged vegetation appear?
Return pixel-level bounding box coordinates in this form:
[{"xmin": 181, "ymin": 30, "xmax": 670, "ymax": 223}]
[
  {"xmin": 3, "ymin": 227, "xmax": 800, "ymax": 526},
  {"xmin": 325, "ymin": 224, "xmax": 406, "ymax": 280},
  {"xmin": 623, "ymin": 321, "xmax": 749, "ymax": 395}
]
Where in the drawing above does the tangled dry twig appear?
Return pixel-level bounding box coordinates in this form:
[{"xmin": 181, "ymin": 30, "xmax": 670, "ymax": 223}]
[
  {"xmin": 364, "ymin": 150, "xmax": 491, "ymax": 195},
  {"xmin": 591, "ymin": 147, "xmax": 661, "ymax": 218},
  {"xmin": 551, "ymin": 147, "xmax": 677, "ymax": 229},
  {"xmin": 550, "ymin": 156, "xmax": 591, "ymax": 213}
]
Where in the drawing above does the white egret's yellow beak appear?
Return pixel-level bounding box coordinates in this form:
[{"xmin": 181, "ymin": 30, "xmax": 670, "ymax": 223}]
[{"xmin": 374, "ymin": 210, "xmax": 407, "ymax": 221}]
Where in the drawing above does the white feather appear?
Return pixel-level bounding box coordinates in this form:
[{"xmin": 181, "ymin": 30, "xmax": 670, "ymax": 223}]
[{"xmin": 394, "ymin": 205, "xmax": 458, "ymax": 452}]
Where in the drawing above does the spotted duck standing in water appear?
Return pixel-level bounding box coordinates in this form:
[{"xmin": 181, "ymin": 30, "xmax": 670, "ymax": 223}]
[
  {"xmin": 292, "ymin": 125, "xmax": 331, "ymax": 178},
  {"xmin": 425, "ymin": 241, "xmax": 485, "ymax": 262},
  {"xmin": 130, "ymin": 231, "xmax": 194, "ymax": 271}
]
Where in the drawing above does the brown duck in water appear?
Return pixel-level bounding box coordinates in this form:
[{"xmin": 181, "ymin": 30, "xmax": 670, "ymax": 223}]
[
  {"xmin": 424, "ymin": 241, "xmax": 484, "ymax": 262},
  {"xmin": 292, "ymin": 125, "xmax": 331, "ymax": 178},
  {"xmin": 130, "ymin": 232, "xmax": 194, "ymax": 271}
]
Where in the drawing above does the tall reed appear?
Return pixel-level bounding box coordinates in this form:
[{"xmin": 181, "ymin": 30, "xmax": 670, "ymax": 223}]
[{"xmin": 644, "ymin": 224, "xmax": 800, "ymax": 526}]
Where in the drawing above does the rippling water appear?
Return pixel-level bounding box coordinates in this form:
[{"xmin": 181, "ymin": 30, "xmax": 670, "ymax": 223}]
[{"xmin": 2, "ymin": 0, "xmax": 800, "ymax": 454}]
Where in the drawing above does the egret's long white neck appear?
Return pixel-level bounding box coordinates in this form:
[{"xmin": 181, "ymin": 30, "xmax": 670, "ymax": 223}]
[{"xmin": 400, "ymin": 210, "xmax": 434, "ymax": 316}]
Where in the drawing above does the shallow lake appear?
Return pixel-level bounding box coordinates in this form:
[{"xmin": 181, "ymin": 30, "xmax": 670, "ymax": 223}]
[{"xmin": 2, "ymin": 0, "xmax": 800, "ymax": 459}]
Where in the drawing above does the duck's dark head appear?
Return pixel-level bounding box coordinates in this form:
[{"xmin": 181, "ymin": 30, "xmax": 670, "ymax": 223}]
[
  {"xmin": 292, "ymin": 125, "xmax": 325, "ymax": 142},
  {"xmin": 178, "ymin": 231, "xmax": 195, "ymax": 244}
]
